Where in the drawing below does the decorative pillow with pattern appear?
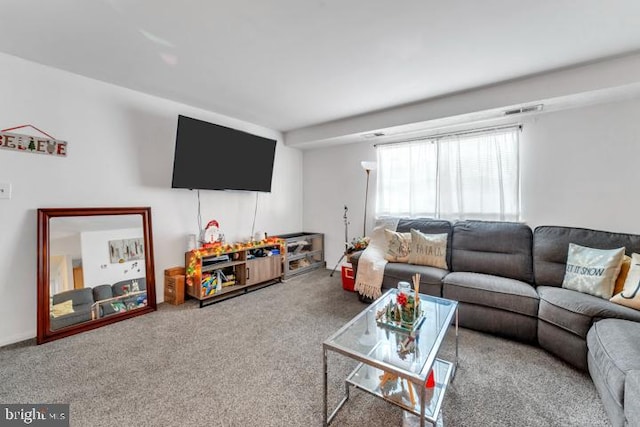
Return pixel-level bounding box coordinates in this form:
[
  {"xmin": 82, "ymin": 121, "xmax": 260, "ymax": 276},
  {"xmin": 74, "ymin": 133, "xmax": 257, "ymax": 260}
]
[
  {"xmin": 611, "ymin": 253, "xmax": 640, "ymax": 310},
  {"xmin": 384, "ymin": 229, "xmax": 411, "ymax": 263},
  {"xmin": 562, "ymin": 243, "xmax": 625, "ymax": 299},
  {"xmin": 408, "ymin": 229, "xmax": 448, "ymax": 269},
  {"xmin": 50, "ymin": 300, "xmax": 74, "ymax": 318},
  {"xmin": 613, "ymin": 255, "xmax": 632, "ymax": 296}
]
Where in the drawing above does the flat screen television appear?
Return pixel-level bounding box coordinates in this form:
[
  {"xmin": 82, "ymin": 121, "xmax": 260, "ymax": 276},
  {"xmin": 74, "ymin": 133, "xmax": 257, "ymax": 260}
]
[{"xmin": 171, "ymin": 115, "xmax": 277, "ymax": 192}]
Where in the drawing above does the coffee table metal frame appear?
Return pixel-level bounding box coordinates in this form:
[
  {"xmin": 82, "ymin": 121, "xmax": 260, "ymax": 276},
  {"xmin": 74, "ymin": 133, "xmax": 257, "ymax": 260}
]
[{"xmin": 323, "ymin": 290, "xmax": 458, "ymax": 427}]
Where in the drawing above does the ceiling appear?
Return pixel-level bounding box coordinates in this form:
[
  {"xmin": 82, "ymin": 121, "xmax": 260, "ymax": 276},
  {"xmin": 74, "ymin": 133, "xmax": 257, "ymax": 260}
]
[{"xmin": 1, "ymin": 1, "xmax": 640, "ymax": 132}]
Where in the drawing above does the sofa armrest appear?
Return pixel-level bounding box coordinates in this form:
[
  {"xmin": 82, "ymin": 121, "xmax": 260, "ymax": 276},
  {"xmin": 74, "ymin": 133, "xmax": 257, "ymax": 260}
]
[
  {"xmin": 625, "ymin": 370, "xmax": 640, "ymax": 424},
  {"xmin": 348, "ymin": 250, "xmax": 363, "ymax": 267}
]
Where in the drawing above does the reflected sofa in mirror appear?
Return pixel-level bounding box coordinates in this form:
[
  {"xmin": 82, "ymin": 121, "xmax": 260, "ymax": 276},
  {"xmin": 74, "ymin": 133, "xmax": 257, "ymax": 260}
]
[{"xmin": 37, "ymin": 207, "xmax": 156, "ymax": 344}]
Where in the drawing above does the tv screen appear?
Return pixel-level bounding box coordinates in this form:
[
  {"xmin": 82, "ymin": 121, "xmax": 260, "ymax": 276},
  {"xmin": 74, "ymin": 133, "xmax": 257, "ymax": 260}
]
[{"xmin": 171, "ymin": 115, "xmax": 277, "ymax": 192}]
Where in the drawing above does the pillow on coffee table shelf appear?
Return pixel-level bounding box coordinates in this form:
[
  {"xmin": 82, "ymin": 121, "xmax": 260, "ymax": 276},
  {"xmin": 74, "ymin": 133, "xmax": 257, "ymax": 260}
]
[{"xmin": 562, "ymin": 243, "xmax": 625, "ymax": 299}]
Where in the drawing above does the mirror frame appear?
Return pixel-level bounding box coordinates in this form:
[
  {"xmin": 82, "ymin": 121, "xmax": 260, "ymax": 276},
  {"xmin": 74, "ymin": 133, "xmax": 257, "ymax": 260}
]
[{"xmin": 37, "ymin": 207, "xmax": 157, "ymax": 344}]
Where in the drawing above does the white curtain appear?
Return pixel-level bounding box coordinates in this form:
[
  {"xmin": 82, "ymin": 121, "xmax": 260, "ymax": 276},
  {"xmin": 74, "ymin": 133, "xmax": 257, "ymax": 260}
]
[
  {"xmin": 376, "ymin": 128, "xmax": 520, "ymax": 221},
  {"xmin": 376, "ymin": 140, "xmax": 438, "ymax": 218}
]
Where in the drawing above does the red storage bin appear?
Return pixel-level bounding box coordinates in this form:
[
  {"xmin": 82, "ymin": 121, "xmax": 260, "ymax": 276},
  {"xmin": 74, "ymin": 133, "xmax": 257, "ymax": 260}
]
[{"xmin": 342, "ymin": 264, "xmax": 355, "ymax": 291}]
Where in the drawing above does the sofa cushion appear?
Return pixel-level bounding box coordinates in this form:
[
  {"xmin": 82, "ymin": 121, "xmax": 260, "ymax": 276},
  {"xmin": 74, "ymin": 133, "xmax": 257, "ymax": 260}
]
[
  {"xmin": 562, "ymin": 243, "xmax": 624, "ymax": 299},
  {"xmin": 92, "ymin": 284, "xmax": 113, "ymax": 301},
  {"xmin": 451, "ymin": 220, "xmax": 533, "ymax": 283},
  {"xmin": 51, "ymin": 288, "xmax": 94, "ymax": 306},
  {"xmin": 587, "ymin": 319, "xmax": 640, "ymax": 409},
  {"xmin": 538, "ymin": 286, "xmax": 640, "ymax": 338},
  {"xmin": 384, "ymin": 262, "xmax": 448, "ymax": 286},
  {"xmin": 443, "ymin": 272, "xmax": 539, "ymax": 317},
  {"xmin": 112, "ymin": 277, "xmax": 146, "ymax": 296},
  {"xmin": 533, "ymin": 225, "xmax": 640, "ymax": 287},
  {"xmin": 49, "ymin": 304, "xmax": 93, "ymax": 330}
]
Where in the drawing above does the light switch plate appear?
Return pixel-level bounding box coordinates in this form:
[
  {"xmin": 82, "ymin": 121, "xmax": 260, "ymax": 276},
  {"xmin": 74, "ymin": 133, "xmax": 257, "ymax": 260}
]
[{"xmin": 0, "ymin": 182, "xmax": 12, "ymax": 199}]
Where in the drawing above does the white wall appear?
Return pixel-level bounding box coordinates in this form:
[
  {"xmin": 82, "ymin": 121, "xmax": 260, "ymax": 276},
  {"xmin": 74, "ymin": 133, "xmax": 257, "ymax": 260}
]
[
  {"xmin": 303, "ymin": 143, "xmax": 376, "ymax": 269},
  {"xmin": 80, "ymin": 228, "xmax": 145, "ymax": 287},
  {"xmin": 520, "ymin": 98, "xmax": 640, "ymax": 232},
  {"xmin": 287, "ymin": 52, "xmax": 640, "ymax": 147},
  {"xmin": 50, "ymin": 234, "xmax": 81, "ymax": 259},
  {"xmin": 0, "ymin": 52, "xmax": 303, "ymax": 345},
  {"xmin": 304, "ymin": 97, "xmax": 640, "ymax": 270}
]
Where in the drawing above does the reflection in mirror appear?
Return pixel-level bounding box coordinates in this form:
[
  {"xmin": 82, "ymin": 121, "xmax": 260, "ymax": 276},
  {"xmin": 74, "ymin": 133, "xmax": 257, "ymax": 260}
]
[
  {"xmin": 48, "ymin": 215, "xmax": 148, "ymax": 331},
  {"xmin": 37, "ymin": 207, "xmax": 156, "ymax": 344}
]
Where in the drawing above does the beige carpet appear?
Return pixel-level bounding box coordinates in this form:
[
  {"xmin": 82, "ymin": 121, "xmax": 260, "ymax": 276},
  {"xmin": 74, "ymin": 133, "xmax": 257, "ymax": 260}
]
[{"xmin": 0, "ymin": 269, "xmax": 608, "ymax": 426}]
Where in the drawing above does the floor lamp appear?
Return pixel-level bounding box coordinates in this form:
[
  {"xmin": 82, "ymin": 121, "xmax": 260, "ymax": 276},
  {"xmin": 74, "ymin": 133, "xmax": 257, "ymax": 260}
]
[
  {"xmin": 361, "ymin": 161, "xmax": 377, "ymax": 237},
  {"xmin": 329, "ymin": 205, "xmax": 349, "ymax": 277}
]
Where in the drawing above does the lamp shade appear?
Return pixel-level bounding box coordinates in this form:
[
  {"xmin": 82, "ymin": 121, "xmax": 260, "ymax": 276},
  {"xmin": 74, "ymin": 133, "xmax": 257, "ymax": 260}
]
[{"xmin": 361, "ymin": 161, "xmax": 377, "ymax": 171}]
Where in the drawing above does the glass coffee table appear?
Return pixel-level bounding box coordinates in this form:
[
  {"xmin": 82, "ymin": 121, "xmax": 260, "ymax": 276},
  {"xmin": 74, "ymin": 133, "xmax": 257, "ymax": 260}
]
[{"xmin": 323, "ymin": 289, "xmax": 458, "ymax": 427}]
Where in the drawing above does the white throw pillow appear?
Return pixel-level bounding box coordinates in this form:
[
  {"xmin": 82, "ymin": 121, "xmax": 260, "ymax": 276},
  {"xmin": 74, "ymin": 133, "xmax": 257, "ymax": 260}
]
[
  {"xmin": 562, "ymin": 243, "xmax": 625, "ymax": 299},
  {"xmin": 408, "ymin": 229, "xmax": 448, "ymax": 269},
  {"xmin": 384, "ymin": 229, "xmax": 411, "ymax": 263},
  {"xmin": 51, "ymin": 300, "xmax": 74, "ymax": 318}
]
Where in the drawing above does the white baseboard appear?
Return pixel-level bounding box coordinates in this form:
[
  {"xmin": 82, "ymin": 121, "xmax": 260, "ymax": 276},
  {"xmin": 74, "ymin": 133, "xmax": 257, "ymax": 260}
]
[{"xmin": 0, "ymin": 331, "xmax": 36, "ymax": 348}]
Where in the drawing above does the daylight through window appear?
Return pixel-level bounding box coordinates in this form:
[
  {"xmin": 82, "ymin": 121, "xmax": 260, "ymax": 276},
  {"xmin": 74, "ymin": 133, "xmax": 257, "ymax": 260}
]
[{"xmin": 376, "ymin": 127, "xmax": 520, "ymax": 221}]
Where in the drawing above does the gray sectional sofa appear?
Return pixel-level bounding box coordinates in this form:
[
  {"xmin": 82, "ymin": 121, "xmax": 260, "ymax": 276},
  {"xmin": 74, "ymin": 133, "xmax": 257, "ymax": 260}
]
[
  {"xmin": 50, "ymin": 278, "xmax": 147, "ymax": 330},
  {"xmin": 351, "ymin": 218, "xmax": 640, "ymax": 426}
]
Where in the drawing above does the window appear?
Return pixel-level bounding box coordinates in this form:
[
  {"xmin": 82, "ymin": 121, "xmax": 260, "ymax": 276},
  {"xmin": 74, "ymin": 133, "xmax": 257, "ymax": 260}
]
[{"xmin": 376, "ymin": 127, "xmax": 520, "ymax": 221}]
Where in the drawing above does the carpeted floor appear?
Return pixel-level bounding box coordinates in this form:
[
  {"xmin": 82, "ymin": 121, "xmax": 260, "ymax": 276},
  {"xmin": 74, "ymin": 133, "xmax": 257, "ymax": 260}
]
[{"xmin": 0, "ymin": 269, "xmax": 609, "ymax": 426}]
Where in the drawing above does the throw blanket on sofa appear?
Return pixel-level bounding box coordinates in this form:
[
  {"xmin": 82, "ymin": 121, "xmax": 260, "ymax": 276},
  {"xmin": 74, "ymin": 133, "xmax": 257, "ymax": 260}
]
[{"xmin": 354, "ymin": 218, "xmax": 399, "ymax": 299}]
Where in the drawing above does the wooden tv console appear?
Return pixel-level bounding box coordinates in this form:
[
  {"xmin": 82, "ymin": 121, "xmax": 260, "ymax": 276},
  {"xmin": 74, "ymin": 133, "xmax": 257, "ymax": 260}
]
[{"xmin": 185, "ymin": 241, "xmax": 283, "ymax": 308}]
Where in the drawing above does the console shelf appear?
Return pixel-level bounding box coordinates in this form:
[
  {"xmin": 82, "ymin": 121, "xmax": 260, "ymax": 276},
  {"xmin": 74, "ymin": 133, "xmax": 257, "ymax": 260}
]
[
  {"xmin": 185, "ymin": 242, "xmax": 283, "ymax": 307},
  {"xmin": 277, "ymin": 232, "xmax": 325, "ymax": 278},
  {"xmin": 201, "ymin": 260, "xmax": 246, "ymax": 272}
]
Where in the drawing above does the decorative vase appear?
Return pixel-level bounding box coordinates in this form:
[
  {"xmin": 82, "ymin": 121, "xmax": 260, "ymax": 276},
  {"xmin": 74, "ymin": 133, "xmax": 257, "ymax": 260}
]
[{"xmin": 396, "ymin": 282, "xmax": 418, "ymax": 328}]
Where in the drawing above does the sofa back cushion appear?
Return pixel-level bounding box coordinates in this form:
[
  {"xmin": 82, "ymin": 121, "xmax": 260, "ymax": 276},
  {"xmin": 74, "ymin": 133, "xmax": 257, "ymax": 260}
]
[
  {"xmin": 451, "ymin": 220, "xmax": 534, "ymax": 283},
  {"xmin": 92, "ymin": 284, "xmax": 113, "ymax": 301},
  {"xmin": 533, "ymin": 226, "xmax": 640, "ymax": 287},
  {"xmin": 112, "ymin": 277, "xmax": 147, "ymax": 296},
  {"xmin": 397, "ymin": 218, "xmax": 452, "ymax": 269},
  {"xmin": 51, "ymin": 288, "xmax": 94, "ymax": 306}
]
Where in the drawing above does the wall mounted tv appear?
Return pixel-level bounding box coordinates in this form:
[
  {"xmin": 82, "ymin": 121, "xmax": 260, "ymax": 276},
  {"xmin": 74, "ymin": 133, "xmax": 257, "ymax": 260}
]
[{"xmin": 171, "ymin": 115, "xmax": 277, "ymax": 192}]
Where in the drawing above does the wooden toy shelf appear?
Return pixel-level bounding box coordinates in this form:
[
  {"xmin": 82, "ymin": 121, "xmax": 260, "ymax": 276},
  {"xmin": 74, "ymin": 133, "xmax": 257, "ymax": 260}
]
[
  {"xmin": 278, "ymin": 232, "xmax": 325, "ymax": 278},
  {"xmin": 185, "ymin": 241, "xmax": 283, "ymax": 308}
]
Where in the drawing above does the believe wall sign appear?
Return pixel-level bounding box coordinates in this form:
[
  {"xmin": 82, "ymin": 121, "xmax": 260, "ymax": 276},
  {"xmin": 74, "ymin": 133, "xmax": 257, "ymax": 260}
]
[{"xmin": 0, "ymin": 125, "xmax": 67, "ymax": 157}]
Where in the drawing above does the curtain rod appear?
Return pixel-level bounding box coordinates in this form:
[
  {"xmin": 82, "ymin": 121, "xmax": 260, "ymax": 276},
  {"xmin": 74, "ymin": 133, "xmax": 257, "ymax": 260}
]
[{"xmin": 373, "ymin": 124, "xmax": 522, "ymax": 147}]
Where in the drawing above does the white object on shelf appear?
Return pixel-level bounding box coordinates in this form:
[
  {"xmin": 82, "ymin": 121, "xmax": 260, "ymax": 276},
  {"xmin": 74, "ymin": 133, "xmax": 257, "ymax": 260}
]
[{"xmin": 187, "ymin": 234, "xmax": 197, "ymax": 251}]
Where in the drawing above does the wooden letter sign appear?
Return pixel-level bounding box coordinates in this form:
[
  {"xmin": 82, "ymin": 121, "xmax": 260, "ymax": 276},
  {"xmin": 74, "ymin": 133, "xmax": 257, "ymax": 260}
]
[{"xmin": 0, "ymin": 131, "xmax": 67, "ymax": 157}]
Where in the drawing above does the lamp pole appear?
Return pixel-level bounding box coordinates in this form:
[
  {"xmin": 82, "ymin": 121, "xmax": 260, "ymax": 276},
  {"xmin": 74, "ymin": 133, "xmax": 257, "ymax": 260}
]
[
  {"xmin": 360, "ymin": 161, "xmax": 376, "ymax": 237},
  {"xmin": 363, "ymin": 168, "xmax": 371, "ymax": 237},
  {"xmin": 329, "ymin": 205, "xmax": 349, "ymax": 277}
]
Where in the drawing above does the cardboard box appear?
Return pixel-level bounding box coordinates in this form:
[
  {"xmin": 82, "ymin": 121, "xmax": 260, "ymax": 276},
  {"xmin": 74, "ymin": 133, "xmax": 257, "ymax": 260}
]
[
  {"xmin": 165, "ymin": 274, "xmax": 185, "ymax": 305},
  {"xmin": 164, "ymin": 266, "xmax": 185, "ymax": 276},
  {"xmin": 341, "ymin": 264, "xmax": 355, "ymax": 292}
]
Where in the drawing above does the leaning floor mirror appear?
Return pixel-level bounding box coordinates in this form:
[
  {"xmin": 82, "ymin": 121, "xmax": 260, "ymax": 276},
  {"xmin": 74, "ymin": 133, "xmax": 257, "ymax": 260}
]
[{"xmin": 37, "ymin": 207, "xmax": 157, "ymax": 344}]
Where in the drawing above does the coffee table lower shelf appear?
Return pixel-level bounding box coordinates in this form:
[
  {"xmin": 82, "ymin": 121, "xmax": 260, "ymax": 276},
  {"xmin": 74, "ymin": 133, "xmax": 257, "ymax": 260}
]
[{"xmin": 344, "ymin": 359, "xmax": 453, "ymax": 425}]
